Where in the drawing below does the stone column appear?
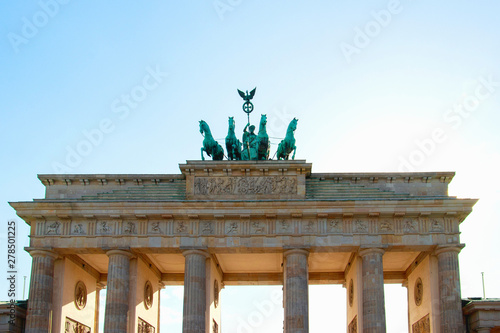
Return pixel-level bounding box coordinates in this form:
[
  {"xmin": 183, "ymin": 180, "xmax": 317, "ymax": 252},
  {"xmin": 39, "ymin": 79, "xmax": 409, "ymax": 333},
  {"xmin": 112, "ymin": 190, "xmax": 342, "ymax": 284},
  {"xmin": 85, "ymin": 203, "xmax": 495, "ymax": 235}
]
[
  {"xmin": 182, "ymin": 249, "xmax": 210, "ymax": 333},
  {"xmin": 104, "ymin": 249, "xmax": 134, "ymax": 333},
  {"xmin": 283, "ymin": 249, "xmax": 309, "ymax": 333},
  {"xmin": 25, "ymin": 249, "xmax": 58, "ymax": 333},
  {"xmin": 435, "ymin": 245, "xmax": 464, "ymax": 333},
  {"xmin": 359, "ymin": 247, "xmax": 386, "ymax": 333}
]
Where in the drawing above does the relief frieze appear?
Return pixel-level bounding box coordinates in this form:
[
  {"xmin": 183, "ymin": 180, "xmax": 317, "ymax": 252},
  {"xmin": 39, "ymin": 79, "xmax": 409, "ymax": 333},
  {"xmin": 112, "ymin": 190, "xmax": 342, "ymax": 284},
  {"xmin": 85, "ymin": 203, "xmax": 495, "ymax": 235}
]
[
  {"xmin": 194, "ymin": 176, "xmax": 297, "ymax": 196},
  {"xmin": 379, "ymin": 219, "xmax": 393, "ymax": 233},
  {"xmin": 412, "ymin": 314, "xmax": 430, "ymax": 333},
  {"xmin": 329, "ymin": 219, "xmax": 343, "ymax": 233},
  {"xmin": 72, "ymin": 222, "xmax": 86, "ymax": 235},
  {"xmin": 353, "ymin": 219, "xmax": 368, "ymax": 233},
  {"xmin": 123, "ymin": 221, "xmax": 137, "ymax": 234},
  {"xmin": 225, "ymin": 221, "xmax": 239, "ymax": 235},
  {"xmin": 201, "ymin": 221, "xmax": 215, "ymax": 235},
  {"xmin": 251, "ymin": 221, "xmax": 265, "ymax": 234},
  {"xmin": 148, "ymin": 221, "xmax": 162, "ymax": 234},
  {"xmin": 97, "ymin": 221, "xmax": 114, "ymax": 235},
  {"xmin": 403, "ymin": 218, "xmax": 418, "ymax": 233},
  {"xmin": 46, "ymin": 221, "xmax": 61, "ymax": 235}
]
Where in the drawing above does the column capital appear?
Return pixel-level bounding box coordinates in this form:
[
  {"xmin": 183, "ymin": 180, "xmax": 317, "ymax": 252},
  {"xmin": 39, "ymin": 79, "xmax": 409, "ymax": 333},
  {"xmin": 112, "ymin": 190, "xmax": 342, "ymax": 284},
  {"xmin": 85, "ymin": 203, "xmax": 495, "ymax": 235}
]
[
  {"xmin": 283, "ymin": 248, "xmax": 309, "ymax": 258},
  {"xmin": 359, "ymin": 247, "xmax": 385, "ymax": 257},
  {"xmin": 105, "ymin": 249, "xmax": 135, "ymax": 258},
  {"xmin": 182, "ymin": 249, "xmax": 210, "ymax": 258},
  {"xmin": 434, "ymin": 244, "xmax": 465, "ymax": 256},
  {"xmin": 25, "ymin": 247, "xmax": 59, "ymax": 259}
]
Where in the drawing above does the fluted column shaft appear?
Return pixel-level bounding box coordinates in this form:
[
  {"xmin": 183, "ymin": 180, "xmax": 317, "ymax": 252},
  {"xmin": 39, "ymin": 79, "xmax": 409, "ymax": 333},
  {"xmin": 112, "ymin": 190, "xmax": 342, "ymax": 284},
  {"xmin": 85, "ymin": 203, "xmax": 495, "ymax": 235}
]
[
  {"xmin": 104, "ymin": 250, "xmax": 133, "ymax": 333},
  {"xmin": 25, "ymin": 249, "xmax": 58, "ymax": 333},
  {"xmin": 436, "ymin": 245, "xmax": 464, "ymax": 333},
  {"xmin": 359, "ymin": 248, "xmax": 386, "ymax": 333},
  {"xmin": 182, "ymin": 249, "xmax": 209, "ymax": 333},
  {"xmin": 284, "ymin": 249, "xmax": 309, "ymax": 333}
]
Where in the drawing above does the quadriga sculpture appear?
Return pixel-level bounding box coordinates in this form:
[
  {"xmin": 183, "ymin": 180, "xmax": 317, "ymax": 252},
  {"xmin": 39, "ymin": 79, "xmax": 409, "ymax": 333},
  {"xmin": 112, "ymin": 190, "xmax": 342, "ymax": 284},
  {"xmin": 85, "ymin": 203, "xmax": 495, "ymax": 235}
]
[
  {"xmin": 276, "ymin": 118, "xmax": 298, "ymax": 160},
  {"xmin": 199, "ymin": 120, "xmax": 224, "ymax": 160}
]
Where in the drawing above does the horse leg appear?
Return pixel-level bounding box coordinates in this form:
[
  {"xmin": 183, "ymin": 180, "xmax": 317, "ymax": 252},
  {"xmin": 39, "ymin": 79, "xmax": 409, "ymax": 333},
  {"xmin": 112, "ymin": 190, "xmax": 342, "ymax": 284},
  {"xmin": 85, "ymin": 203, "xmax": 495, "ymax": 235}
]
[
  {"xmin": 292, "ymin": 146, "xmax": 296, "ymax": 160},
  {"xmin": 201, "ymin": 147, "xmax": 205, "ymax": 161}
]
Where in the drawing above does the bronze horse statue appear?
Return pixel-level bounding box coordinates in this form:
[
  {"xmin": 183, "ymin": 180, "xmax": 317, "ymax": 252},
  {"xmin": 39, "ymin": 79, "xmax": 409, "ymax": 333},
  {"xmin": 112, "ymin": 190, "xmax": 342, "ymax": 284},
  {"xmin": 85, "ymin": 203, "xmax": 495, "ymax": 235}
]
[
  {"xmin": 199, "ymin": 120, "xmax": 224, "ymax": 160},
  {"xmin": 225, "ymin": 116, "xmax": 242, "ymax": 160},
  {"xmin": 277, "ymin": 118, "xmax": 298, "ymax": 160},
  {"xmin": 256, "ymin": 114, "xmax": 270, "ymax": 160}
]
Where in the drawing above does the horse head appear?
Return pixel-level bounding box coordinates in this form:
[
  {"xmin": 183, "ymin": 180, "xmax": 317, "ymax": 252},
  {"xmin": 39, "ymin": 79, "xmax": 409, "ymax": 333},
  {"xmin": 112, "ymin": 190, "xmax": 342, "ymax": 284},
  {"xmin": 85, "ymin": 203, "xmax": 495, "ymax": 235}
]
[
  {"xmin": 199, "ymin": 120, "xmax": 207, "ymax": 135},
  {"xmin": 288, "ymin": 118, "xmax": 298, "ymax": 132},
  {"xmin": 260, "ymin": 114, "xmax": 267, "ymax": 126},
  {"xmin": 228, "ymin": 116, "xmax": 235, "ymax": 130}
]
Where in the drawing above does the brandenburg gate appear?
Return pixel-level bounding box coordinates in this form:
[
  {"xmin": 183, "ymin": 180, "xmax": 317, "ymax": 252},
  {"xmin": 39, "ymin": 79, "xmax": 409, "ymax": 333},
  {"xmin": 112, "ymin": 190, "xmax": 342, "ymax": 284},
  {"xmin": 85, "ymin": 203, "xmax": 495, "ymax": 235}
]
[{"xmin": 11, "ymin": 160, "xmax": 476, "ymax": 332}]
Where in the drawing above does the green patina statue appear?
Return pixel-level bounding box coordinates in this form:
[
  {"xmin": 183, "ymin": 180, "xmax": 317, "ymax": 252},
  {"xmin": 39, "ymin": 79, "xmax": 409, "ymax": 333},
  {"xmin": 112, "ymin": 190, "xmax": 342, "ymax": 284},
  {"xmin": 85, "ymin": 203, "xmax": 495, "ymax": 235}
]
[
  {"xmin": 256, "ymin": 114, "xmax": 270, "ymax": 160},
  {"xmin": 276, "ymin": 118, "xmax": 298, "ymax": 160},
  {"xmin": 241, "ymin": 122, "xmax": 257, "ymax": 160},
  {"xmin": 199, "ymin": 120, "xmax": 224, "ymax": 160},
  {"xmin": 198, "ymin": 88, "xmax": 298, "ymax": 161},
  {"xmin": 225, "ymin": 116, "xmax": 242, "ymax": 160}
]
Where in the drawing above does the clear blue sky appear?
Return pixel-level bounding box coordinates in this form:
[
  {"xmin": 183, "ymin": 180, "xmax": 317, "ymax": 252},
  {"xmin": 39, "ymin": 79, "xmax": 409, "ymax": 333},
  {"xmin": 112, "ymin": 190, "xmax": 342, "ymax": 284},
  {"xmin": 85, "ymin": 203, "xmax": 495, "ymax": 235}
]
[{"xmin": 1, "ymin": 1, "xmax": 500, "ymax": 332}]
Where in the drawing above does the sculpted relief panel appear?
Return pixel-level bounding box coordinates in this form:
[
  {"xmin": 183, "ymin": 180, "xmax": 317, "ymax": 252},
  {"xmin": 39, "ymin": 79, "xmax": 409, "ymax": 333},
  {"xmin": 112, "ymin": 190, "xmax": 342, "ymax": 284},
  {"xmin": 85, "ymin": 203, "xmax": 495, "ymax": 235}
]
[
  {"xmin": 40, "ymin": 215, "xmax": 451, "ymax": 238},
  {"xmin": 194, "ymin": 176, "xmax": 297, "ymax": 196}
]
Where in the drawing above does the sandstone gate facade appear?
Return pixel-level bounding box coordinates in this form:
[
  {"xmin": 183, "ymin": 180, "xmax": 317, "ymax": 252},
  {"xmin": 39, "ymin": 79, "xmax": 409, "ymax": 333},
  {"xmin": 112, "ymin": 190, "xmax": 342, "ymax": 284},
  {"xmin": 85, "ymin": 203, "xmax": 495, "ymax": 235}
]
[{"xmin": 11, "ymin": 160, "xmax": 477, "ymax": 332}]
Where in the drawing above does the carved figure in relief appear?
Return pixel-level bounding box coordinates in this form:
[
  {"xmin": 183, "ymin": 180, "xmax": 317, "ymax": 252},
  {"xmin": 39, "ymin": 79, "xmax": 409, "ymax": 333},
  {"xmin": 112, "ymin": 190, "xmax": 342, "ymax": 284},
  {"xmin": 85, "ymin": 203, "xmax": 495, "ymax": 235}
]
[
  {"xmin": 277, "ymin": 118, "xmax": 298, "ymax": 160},
  {"xmin": 305, "ymin": 221, "xmax": 315, "ymax": 232},
  {"xmin": 74, "ymin": 281, "xmax": 87, "ymax": 310},
  {"xmin": 226, "ymin": 222, "xmax": 238, "ymax": 234},
  {"xmin": 124, "ymin": 222, "xmax": 136, "ymax": 234},
  {"xmin": 280, "ymin": 220, "xmax": 290, "ymax": 231},
  {"xmin": 431, "ymin": 219, "xmax": 442, "ymax": 231},
  {"xmin": 199, "ymin": 120, "xmax": 224, "ymax": 161},
  {"xmin": 380, "ymin": 220, "xmax": 392, "ymax": 231},
  {"xmin": 348, "ymin": 315, "xmax": 357, "ymax": 333},
  {"xmin": 46, "ymin": 221, "xmax": 60, "ymax": 235},
  {"xmin": 194, "ymin": 176, "xmax": 297, "ymax": 196},
  {"xmin": 151, "ymin": 221, "xmax": 161, "ymax": 233},
  {"xmin": 176, "ymin": 221, "xmax": 187, "ymax": 233},
  {"xmin": 252, "ymin": 221, "xmax": 264, "ymax": 233},
  {"xmin": 404, "ymin": 219, "xmax": 417, "ymax": 232},
  {"xmin": 354, "ymin": 220, "xmax": 367, "ymax": 232},
  {"xmin": 329, "ymin": 219, "xmax": 342, "ymax": 232},
  {"xmin": 225, "ymin": 116, "xmax": 242, "ymax": 160},
  {"xmin": 73, "ymin": 223, "xmax": 84, "ymax": 235},
  {"xmin": 144, "ymin": 281, "xmax": 153, "ymax": 309},
  {"xmin": 99, "ymin": 221, "xmax": 111, "ymax": 234},
  {"xmin": 202, "ymin": 221, "xmax": 214, "ymax": 234}
]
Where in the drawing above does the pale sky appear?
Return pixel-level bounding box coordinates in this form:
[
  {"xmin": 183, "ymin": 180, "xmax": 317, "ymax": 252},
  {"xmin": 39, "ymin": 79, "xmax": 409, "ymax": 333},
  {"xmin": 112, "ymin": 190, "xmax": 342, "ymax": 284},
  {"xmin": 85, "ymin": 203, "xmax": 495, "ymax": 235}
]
[{"xmin": 1, "ymin": 1, "xmax": 500, "ymax": 332}]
